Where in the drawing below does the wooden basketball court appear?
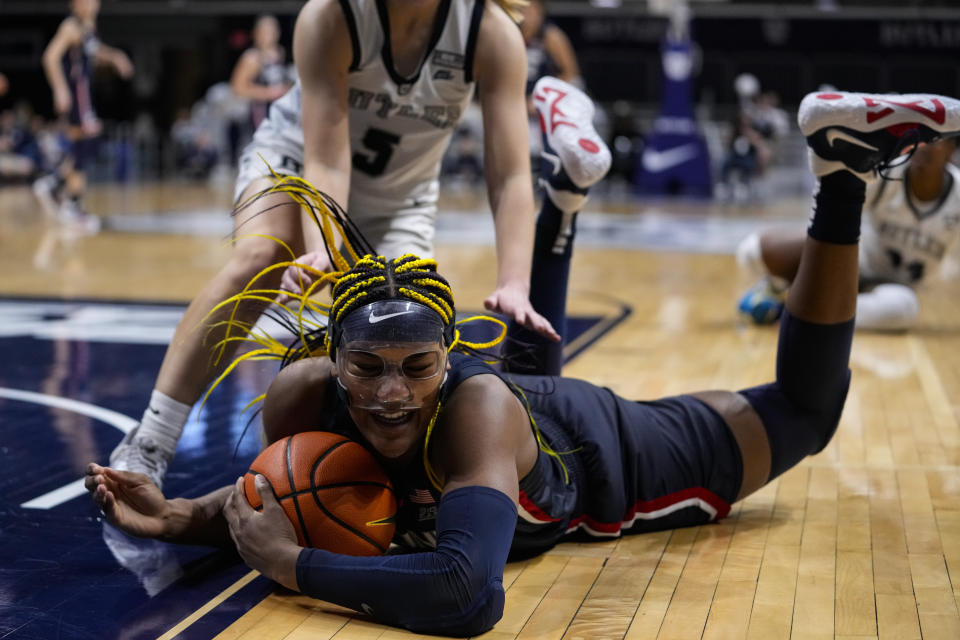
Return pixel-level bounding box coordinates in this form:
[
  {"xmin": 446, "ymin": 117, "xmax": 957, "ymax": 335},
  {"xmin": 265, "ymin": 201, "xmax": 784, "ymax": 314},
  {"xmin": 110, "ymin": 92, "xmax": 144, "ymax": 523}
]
[{"xmin": 3, "ymin": 181, "xmax": 960, "ymax": 639}]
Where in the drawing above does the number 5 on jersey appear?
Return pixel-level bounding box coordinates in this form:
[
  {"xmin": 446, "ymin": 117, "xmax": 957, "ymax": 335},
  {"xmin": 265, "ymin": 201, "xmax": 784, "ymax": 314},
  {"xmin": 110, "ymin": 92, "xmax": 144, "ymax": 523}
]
[{"xmin": 353, "ymin": 128, "xmax": 401, "ymax": 176}]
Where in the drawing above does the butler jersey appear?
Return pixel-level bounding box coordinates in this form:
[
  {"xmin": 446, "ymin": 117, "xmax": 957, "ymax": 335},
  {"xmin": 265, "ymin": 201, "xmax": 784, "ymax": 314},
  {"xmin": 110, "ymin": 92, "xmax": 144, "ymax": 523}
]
[
  {"xmin": 860, "ymin": 162, "xmax": 960, "ymax": 284},
  {"xmin": 240, "ymin": 0, "xmax": 485, "ymax": 219}
]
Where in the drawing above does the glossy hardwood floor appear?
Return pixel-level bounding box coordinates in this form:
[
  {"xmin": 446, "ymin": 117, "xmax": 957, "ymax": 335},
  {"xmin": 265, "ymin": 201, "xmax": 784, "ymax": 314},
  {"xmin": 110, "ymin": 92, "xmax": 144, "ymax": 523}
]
[{"xmin": 3, "ymin": 182, "xmax": 959, "ymax": 640}]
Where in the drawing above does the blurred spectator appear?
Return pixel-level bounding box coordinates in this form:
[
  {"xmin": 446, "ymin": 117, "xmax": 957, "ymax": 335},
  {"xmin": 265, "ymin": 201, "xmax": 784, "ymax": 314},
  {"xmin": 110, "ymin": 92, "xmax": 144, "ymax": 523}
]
[
  {"xmin": 717, "ymin": 75, "xmax": 789, "ymax": 204},
  {"xmin": 171, "ymin": 107, "xmax": 218, "ymax": 179},
  {"xmin": 520, "ymin": 0, "xmax": 582, "ymax": 98},
  {"xmin": 230, "ymin": 14, "xmax": 291, "ymax": 130}
]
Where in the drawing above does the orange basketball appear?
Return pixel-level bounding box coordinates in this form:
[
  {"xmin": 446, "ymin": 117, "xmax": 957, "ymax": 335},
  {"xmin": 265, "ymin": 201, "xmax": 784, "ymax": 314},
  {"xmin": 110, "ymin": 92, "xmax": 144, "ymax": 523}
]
[{"xmin": 243, "ymin": 431, "xmax": 396, "ymax": 556}]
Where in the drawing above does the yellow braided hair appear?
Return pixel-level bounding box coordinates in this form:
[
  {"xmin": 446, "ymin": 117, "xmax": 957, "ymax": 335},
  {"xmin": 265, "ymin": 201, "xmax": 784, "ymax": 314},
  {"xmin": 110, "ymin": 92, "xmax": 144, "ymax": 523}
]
[{"xmin": 203, "ymin": 171, "xmax": 569, "ymax": 490}]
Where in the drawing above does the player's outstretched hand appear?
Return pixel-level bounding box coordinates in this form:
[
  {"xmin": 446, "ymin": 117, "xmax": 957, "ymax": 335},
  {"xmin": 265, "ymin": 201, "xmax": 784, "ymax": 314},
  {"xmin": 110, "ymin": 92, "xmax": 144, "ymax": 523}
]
[
  {"xmin": 223, "ymin": 475, "xmax": 300, "ymax": 591},
  {"xmin": 85, "ymin": 463, "xmax": 170, "ymax": 539},
  {"xmin": 484, "ymin": 283, "xmax": 561, "ymax": 342},
  {"xmin": 276, "ymin": 250, "xmax": 333, "ymax": 305}
]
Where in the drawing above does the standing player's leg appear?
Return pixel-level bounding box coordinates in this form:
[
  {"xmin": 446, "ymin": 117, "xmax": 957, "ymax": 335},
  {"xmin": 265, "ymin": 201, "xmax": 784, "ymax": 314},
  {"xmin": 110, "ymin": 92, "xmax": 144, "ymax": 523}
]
[
  {"xmin": 504, "ymin": 77, "xmax": 611, "ymax": 375},
  {"xmin": 57, "ymin": 133, "xmax": 100, "ymax": 233},
  {"xmin": 110, "ymin": 174, "xmax": 305, "ymax": 486}
]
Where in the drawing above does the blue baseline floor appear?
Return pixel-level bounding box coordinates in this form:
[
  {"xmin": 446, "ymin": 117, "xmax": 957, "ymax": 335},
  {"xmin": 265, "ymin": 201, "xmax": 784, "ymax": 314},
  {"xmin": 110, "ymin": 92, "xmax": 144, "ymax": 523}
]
[{"xmin": 0, "ymin": 297, "xmax": 628, "ymax": 640}]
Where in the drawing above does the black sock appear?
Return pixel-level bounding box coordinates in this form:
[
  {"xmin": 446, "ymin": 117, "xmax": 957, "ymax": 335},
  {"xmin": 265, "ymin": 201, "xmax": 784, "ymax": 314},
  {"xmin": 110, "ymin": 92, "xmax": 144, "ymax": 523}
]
[{"xmin": 807, "ymin": 171, "xmax": 866, "ymax": 244}]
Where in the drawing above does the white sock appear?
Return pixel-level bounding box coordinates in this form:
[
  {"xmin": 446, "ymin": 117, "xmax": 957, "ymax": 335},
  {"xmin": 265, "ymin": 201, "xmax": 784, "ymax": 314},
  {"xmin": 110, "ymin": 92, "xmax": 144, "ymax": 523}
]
[
  {"xmin": 856, "ymin": 283, "xmax": 920, "ymax": 331},
  {"xmin": 543, "ymin": 181, "xmax": 588, "ymax": 215},
  {"xmin": 137, "ymin": 390, "xmax": 192, "ymax": 457}
]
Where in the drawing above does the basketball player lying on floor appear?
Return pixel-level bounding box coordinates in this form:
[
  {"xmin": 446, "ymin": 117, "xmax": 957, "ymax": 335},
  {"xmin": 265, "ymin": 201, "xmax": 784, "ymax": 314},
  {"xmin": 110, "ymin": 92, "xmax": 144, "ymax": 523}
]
[
  {"xmin": 87, "ymin": 92, "xmax": 960, "ymax": 637},
  {"xmin": 109, "ymin": 0, "xmax": 613, "ymax": 491},
  {"xmin": 737, "ymin": 137, "xmax": 960, "ymax": 330}
]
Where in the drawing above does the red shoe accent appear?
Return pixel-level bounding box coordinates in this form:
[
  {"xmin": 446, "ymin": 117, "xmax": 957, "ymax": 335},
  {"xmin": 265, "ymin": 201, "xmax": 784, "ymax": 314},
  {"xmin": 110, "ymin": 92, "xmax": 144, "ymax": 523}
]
[
  {"xmin": 864, "ymin": 97, "xmax": 945, "ymax": 125},
  {"xmin": 817, "ymin": 93, "xmax": 844, "ymax": 100},
  {"xmin": 578, "ymin": 138, "xmax": 600, "ymax": 153},
  {"xmin": 535, "ymin": 86, "xmax": 576, "ymax": 133},
  {"xmin": 885, "ymin": 123, "xmax": 920, "ymax": 137}
]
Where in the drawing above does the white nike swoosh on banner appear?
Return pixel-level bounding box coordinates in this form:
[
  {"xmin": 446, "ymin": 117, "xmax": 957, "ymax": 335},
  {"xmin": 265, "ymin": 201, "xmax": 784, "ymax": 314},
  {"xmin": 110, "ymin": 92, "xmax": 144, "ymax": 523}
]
[
  {"xmin": 641, "ymin": 143, "xmax": 700, "ymax": 173},
  {"xmin": 368, "ymin": 310, "xmax": 416, "ymax": 324},
  {"xmin": 826, "ymin": 128, "xmax": 879, "ymax": 151}
]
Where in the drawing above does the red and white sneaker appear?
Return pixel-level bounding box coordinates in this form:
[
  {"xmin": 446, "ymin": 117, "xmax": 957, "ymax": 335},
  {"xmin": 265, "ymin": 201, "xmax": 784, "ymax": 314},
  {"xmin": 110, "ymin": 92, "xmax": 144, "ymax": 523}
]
[
  {"xmin": 532, "ymin": 76, "xmax": 611, "ymax": 190},
  {"xmin": 799, "ymin": 90, "xmax": 960, "ymax": 181}
]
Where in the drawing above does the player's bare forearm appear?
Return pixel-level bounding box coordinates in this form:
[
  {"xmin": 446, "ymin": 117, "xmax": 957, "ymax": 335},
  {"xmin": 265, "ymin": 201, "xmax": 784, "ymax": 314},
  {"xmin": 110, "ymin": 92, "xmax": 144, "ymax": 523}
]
[
  {"xmin": 489, "ymin": 173, "xmax": 536, "ymax": 289},
  {"xmin": 41, "ymin": 49, "xmax": 69, "ymax": 97},
  {"xmin": 162, "ymin": 486, "xmax": 234, "ymax": 548},
  {"xmin": 301, "ymin": 164, "xmax": 350, "ymax": 253}
]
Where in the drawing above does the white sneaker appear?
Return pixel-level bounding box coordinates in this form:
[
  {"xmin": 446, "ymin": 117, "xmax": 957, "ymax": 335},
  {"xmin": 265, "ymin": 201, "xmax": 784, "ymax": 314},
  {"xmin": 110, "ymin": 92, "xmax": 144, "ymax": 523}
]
[
  {"xmin": 109, "ymin": 426, "xmax": 170, "ymax": 489},
  {"xmin": 532, "ymin": 76, "xmax": 612, "ymax": 190},
  {"xmin": 798, "ymin": 90, "xmax": 960, "ymax": 181},
  {"xmin": 58, "ymin": 199, "xmax": 101, "ymax": 235}
]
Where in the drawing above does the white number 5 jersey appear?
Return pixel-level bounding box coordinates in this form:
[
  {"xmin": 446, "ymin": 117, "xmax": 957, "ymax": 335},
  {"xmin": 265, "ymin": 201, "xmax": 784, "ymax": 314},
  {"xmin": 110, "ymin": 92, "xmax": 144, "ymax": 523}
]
[{"xmin": 258, "ymin": 0, "xmax": 484, "ymax": 216}]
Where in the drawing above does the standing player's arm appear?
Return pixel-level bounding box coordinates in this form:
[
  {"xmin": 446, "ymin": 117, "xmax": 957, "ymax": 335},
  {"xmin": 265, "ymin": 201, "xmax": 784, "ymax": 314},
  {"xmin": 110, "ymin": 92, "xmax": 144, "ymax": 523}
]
[
  {"xmin": 294, "ymin": 0, "xmax": 353, "ymax": 256},
  {"xmin": 94, "ymin": 43, "xmax": 133, "ymax": 79},
  {"xmin": 542, "ymin": 24, "xmax": 581, "ymax": 85},
  {"xmin": 42, "ymin": 18, "xmax": 81, "ymax": 115},
  {"xmin": 475, "ymin": 7, "xmax": 559, "ymax": 341},
  {"xmin": 231, "ymin": 50, "xmax": 280, "ymax": 102}
]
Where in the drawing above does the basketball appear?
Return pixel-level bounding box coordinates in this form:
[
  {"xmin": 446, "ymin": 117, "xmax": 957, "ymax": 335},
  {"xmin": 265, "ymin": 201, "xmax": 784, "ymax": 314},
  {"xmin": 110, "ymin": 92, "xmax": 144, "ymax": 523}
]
[{"xmin": 243, "ymin": 431, "xmax": 396, "ymax": 556}]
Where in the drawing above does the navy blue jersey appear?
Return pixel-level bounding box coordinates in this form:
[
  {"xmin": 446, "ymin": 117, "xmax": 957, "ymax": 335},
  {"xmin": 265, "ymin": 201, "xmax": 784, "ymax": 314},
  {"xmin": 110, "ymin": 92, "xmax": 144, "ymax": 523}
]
[
  {"xmin": 61, "ymin": 17, "xmax": 100, "ymax": 128},
  {"xmin": 312, "ymin": 353, "xmax": 742, "ymax": 553}
]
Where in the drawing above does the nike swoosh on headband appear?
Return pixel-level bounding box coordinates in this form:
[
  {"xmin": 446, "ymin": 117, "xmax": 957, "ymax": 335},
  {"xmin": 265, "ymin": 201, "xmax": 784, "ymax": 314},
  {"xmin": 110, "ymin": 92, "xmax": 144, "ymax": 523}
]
[
  {"xmin": 826, "ymin": 128, "xmax": 879, "ymax": 151},
  {"xmin": 368, "ymin": 309, "xmax": 417, "ymax": 324}
]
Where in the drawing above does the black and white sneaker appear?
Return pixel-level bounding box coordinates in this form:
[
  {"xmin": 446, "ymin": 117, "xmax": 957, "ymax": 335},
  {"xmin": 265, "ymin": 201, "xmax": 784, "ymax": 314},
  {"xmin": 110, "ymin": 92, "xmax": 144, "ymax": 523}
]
[{"xmin": 799, "ymin": 91, "xmax": 960, "ymax": 181}]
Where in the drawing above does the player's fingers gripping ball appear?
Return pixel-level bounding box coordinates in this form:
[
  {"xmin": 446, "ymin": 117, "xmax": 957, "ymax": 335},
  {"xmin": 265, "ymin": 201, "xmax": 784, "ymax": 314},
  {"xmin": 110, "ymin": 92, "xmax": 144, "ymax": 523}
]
[{"xmin": 243, "ymin": 431, "xmax": 397, "ymax": 556}]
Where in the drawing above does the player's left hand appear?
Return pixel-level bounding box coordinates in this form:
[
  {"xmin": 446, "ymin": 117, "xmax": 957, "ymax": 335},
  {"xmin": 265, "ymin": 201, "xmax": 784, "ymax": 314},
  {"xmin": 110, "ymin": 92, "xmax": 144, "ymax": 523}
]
[
  {"xmin": 224, "ymin": 475, "xmax": 301, "ymax": 591},
  {"xmin": 484, "ymin": 283, "xmax": 561, "ymax": 342}
]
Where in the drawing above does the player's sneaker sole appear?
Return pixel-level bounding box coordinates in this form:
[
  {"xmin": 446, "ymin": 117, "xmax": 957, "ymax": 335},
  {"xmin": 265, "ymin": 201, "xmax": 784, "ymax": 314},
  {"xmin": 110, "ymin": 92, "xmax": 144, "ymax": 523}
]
[
  {"xmin": 798, "ymin": 91, "xmax": 960, "ymax": 180},
  {"xmin": 533, "ymin": 77, "xmax": 612, "ymax": 190}
]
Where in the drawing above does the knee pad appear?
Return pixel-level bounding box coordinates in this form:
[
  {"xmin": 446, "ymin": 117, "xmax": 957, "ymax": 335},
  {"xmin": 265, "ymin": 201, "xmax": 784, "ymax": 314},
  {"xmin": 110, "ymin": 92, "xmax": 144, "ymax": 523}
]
[
  {"xmin": 740, "ymin": 379, "xmax": 848, "ymax": 481},
  {"xmin": 856, "ymin": 283, "xmax": 919, "ymax": 331}
]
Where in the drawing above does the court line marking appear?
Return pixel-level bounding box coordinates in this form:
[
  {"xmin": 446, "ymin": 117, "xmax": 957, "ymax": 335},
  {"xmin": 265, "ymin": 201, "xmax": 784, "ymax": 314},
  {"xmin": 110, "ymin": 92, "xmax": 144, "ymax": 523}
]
[
  {"xmin": 0, "ymin": 387, "xmax": 138, "ymax": 509},
  {"xmin": 0, "ymin": 387, "xmax": 138, "ymax": 433},
  {"xmin": 156, "ymin": 569, "xmax": 260, "ymax": 640},
  {"xmin": 563, "ymin": 295, "xmax": 633, "ymax": 362},
  {"xmin": 20, "ymin": 479, "xmax": 88, "ymax": 510}
]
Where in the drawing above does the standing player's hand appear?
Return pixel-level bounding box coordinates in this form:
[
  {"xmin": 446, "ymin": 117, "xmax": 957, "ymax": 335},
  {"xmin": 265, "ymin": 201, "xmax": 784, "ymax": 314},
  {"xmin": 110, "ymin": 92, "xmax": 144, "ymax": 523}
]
[
  {"xmin": 276, "ymin": 250, "xmax": 333, "ymax": 305},
  {"xmin": 223, "ymin": 476, "xmax": 300, "ymax": 591},
  {"xmin": 54, "ymin": 87, "xmax": 72, "ymax": 115},
  {"xmin": 484, "ymin": 283, "xmax": 561, "ymax": 342},
  {"xmin": 85, "ymin": 463, "xmax": 170, "ymax": 539}
]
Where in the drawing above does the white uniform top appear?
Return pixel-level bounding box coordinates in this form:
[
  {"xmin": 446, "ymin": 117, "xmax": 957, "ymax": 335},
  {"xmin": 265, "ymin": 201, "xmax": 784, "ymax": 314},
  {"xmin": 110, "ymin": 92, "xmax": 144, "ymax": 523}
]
[
  {"xmin": 859, "ymin": 162, "xmax": 960, "ymax": 285},
  {"xmin": 238, "ymin": 0, "xmax": 486, "ymax": 256}
]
